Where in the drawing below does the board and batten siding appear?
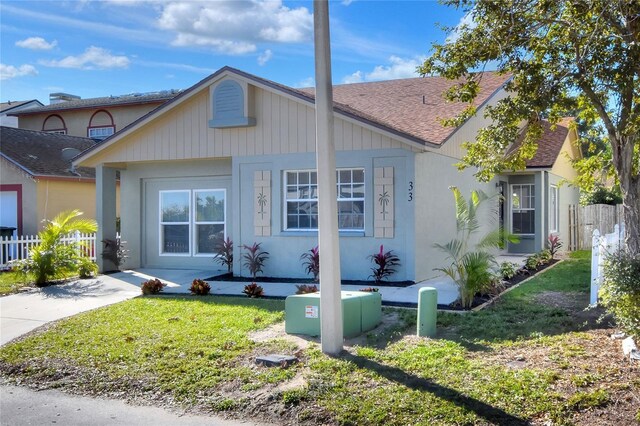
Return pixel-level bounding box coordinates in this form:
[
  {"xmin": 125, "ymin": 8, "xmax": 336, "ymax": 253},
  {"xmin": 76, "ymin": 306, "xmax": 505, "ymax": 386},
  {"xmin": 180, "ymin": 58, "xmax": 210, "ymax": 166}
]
[{"xmin": 82, "ymin": 84, "xmax": 421, "ymax": 166}]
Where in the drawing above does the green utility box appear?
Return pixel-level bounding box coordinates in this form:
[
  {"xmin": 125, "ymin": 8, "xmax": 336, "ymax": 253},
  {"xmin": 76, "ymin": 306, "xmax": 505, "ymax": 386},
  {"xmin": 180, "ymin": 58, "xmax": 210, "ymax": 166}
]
[{"xmin": 285, "ymin": 291, "xmax": 382, "ymax": 338}]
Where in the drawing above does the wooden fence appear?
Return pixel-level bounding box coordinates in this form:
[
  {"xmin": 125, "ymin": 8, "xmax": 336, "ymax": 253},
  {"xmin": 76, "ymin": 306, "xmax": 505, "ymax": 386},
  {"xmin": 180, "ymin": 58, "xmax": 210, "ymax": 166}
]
[
  {"xmin": 590, "ymin": 223, "xmax": 625, "ymax": 305},
  {"xmin": 0, "ymin": 232, "xmax": 97, "ymax": 269},
  {"xmin": 568, "ymin": 204, "xmax": 624, "ymax": 250}
]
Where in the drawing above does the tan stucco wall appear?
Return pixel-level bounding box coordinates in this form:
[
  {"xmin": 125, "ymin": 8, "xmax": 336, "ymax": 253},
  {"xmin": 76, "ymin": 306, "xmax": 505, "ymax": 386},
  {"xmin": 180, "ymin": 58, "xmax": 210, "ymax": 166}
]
[
  {"xmin": 413, "ymin": 151, "xmax": 495, "ymax": 282},
  {"xmin": 551, "ymin": 127, "xmax": 580, "ymax": 181},
  {"xmin": 0, "ymin": 158, "xmax": 38, "ymax": 235},
  {"xmin": 18, "ymin": 103, "xmax": 163, "ymax": 138},
  {"xmin": 34, "ymin": 179, "xmax": 120, "ymax": 229}
]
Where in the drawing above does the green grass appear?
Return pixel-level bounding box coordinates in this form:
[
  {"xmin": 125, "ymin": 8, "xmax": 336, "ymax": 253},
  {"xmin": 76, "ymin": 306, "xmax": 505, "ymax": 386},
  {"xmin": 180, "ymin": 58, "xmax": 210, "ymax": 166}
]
[
  {"xmin": 1, "ymin": 256, "xmax": 631, "ymax": 425},
  {"xmin": 0, "ymin": 297, "xmax": 296, "ymax": 403},
  {"xmin": 0, "ymin": 271, "xmax": 33, "ymax": 295}
]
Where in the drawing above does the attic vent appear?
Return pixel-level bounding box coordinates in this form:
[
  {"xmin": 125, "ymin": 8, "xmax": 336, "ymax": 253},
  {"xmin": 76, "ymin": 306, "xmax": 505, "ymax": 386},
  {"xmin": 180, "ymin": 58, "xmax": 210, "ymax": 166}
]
[
  {"xmin": 61, "ymin": 147, "xmax": 81, "ymax": 162},
  {"xmin": 209, "ymin": 79, "xmax": 256, "ymax": 128}
]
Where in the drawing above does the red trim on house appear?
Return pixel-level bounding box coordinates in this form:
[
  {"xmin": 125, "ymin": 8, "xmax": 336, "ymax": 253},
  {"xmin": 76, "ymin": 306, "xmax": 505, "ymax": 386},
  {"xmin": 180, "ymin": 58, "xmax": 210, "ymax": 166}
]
[
  {"xmin": 42, "ymin": 114, "xmax": 67, "ymax": 134},
  {"xmin": 0, "ymin": 184, "xmax": 23, "ymax": 234}
]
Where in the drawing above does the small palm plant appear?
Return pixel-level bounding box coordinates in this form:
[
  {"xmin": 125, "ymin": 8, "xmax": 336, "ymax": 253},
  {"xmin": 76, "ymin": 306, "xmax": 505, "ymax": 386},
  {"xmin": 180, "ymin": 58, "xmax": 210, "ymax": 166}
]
[
  {"xmin": 19, "ymin": 210, "xmax": 98, "ymax": 286},
  {"xmin": 242, "ymin": 242, "xmax": 269, "ymax": 280},
  {"xmin": 434, "ymin": 187, "xmax": 517, "ymax": 308}
]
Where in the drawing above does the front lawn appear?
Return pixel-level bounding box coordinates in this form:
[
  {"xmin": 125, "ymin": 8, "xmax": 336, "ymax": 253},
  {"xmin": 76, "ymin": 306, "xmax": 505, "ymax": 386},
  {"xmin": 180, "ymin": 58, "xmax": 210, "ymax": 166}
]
[
  {"xmin": 1, "ymin": 254, "xmax": 638, "ymax": 425},
  {"xmin": 0, "ymin": 271, "xmax": 34, "ymax": 296}
]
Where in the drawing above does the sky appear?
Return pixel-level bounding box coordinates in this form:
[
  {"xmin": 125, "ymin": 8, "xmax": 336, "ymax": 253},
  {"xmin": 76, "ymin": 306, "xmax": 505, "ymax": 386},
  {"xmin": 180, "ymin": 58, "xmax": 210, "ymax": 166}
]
[{"xmin": 0, "ymin": 1, "xmax": 468, "ymax": 104}]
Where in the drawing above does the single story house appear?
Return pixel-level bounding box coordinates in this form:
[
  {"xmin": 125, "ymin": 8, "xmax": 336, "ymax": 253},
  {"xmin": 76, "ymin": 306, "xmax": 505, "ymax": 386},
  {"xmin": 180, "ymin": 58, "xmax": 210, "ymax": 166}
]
[
  {"xmin": 0, "ymin": 126, "xmax": 119, "ymax": 237},
  {"xmin": 74, "ymin": 66, "xmax": 580, "ymax": 281}
]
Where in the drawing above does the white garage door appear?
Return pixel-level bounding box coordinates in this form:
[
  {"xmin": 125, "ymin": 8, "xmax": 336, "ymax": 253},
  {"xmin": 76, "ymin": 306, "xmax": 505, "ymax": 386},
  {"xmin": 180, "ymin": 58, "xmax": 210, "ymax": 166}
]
[{"xmin": 0, "ymin": 191, "xmax": 18, "ymax": 237}]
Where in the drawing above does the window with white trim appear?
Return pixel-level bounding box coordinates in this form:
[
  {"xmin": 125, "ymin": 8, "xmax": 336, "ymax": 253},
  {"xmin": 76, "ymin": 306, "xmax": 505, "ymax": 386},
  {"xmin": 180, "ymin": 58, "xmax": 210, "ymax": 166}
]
[
  {"xmin": 550, "ymin": 185, "xmax": 559, "ymax": 233},
  {"xmin": 511, "ymin": 184, "xmax": 535, "ymax": 235},
  {"xmin": 159, "ymin": 189, "xmax": 226, "ymax": 255},
  {"xmin": 88, "ymin": 126, "xmax": 114, "ymax": 140},
  {"xmin": 284, "ymin": 168, "xmax": 365, "ymax": 231}
]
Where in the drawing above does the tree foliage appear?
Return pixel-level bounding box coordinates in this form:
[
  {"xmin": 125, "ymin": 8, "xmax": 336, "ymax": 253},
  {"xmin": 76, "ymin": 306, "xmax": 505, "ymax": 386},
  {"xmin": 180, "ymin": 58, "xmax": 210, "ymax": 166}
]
[{"xmin": 420, "ymin": 0, "xmax": 640, "ymax": 252}]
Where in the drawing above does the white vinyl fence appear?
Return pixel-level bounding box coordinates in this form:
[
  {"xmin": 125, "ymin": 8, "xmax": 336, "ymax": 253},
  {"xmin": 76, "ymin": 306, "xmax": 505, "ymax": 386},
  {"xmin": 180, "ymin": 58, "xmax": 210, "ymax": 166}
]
[
  {"xmin": 590, "ymin": 223, "xmax": 626, "ymax": 305},
  {"xmin": 0, "ymin": 232, "xmax": 97, "ymax": 269}
]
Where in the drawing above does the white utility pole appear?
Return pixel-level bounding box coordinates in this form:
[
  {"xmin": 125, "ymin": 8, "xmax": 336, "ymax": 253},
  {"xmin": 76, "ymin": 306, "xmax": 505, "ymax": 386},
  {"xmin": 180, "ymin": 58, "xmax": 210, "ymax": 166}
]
[{"xmin": 314, "ymin": 0, "xmax": 343, "ymax": 355}]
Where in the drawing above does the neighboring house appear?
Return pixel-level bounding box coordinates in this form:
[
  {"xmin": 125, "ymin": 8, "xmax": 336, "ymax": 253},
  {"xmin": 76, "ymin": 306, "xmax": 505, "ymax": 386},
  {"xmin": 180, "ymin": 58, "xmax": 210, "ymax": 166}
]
[
  {"xmin": 10, "ymin": 91, "xmax": 180, "ymax": 140},
  {"xmin": 0, "ymin": 127, "xmax": 119, "ymax": 237},
  {"xmin": 0, "ymin": 100, "xmax": 43, "ymax": 127},
  {"xmin": 74, "ymin": 66, "xmax": 580, "ymax": 280}
]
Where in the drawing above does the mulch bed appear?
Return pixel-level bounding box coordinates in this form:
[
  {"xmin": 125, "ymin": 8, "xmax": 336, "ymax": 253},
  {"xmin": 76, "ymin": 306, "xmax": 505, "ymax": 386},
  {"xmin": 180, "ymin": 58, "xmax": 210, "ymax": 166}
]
[{"xmin": 205, "ymin": 273, "xmax": 414, "ymax": 288}]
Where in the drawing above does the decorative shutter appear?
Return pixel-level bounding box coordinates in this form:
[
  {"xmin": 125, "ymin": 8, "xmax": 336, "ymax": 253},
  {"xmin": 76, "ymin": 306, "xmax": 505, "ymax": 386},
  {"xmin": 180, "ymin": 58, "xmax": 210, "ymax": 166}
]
[
  {"xmin": 374, "ymin": 167, "xmax": 394, "ymax": 238},
  {"xmin": 254, "ymin": 171, "xmax": 271, "ymax": 236}
]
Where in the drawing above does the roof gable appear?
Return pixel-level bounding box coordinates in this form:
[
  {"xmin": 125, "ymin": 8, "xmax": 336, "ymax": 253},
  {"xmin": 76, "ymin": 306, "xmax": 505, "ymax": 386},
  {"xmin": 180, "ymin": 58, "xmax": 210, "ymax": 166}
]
[{"xmin": 507, "ymin": 117, "xmax": 578, "ymax": 169}]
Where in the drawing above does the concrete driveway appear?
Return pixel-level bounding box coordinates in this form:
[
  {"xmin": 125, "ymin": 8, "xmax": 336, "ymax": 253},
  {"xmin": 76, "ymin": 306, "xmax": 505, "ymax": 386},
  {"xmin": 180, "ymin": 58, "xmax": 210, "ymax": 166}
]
[{"xmin": 0, "ymin": 276, "xmax": 140, "ymax": 346}]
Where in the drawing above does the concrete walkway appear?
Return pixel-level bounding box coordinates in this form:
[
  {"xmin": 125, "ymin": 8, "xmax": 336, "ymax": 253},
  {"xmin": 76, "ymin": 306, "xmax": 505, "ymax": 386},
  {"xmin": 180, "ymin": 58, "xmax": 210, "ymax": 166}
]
[{"xmin": 0, "ymin": 384, "xmax": 268, "ymax": 426}]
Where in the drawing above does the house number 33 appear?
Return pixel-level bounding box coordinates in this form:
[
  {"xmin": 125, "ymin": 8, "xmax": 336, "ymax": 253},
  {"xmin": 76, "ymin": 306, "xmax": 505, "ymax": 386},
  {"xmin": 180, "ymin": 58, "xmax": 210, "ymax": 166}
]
[{"xmin": 408, "ymin": 181, "xmax": 414, "ymax": 202}]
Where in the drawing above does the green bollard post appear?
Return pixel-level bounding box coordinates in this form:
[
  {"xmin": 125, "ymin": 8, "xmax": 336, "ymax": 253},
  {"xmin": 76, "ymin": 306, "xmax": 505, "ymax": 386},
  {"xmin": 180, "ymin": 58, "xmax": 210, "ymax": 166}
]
[{"xmin": 417, "ymin": 287, "xmax": 437, "ymax": 337}]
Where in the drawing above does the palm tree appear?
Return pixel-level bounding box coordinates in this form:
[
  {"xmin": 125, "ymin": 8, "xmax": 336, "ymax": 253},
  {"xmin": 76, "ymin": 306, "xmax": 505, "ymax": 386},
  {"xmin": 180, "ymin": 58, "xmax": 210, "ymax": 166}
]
[
  {"xmin": 20, "ymin": 210, "xmax": 98, "ymax": 286},
  {"xmin": 434, "ymin": 187, "xmax": 517, "ymax": 308}
]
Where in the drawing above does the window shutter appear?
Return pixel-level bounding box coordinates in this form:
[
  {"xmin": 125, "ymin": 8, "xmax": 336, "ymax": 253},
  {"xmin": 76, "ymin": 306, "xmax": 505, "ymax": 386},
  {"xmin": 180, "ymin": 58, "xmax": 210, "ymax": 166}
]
[
  {"xmin": 374, "ymin": 167, "xmax": 394, "ymax": 238},
  {"xmin": 254, "ymin": 171, "xmax": 271, "ymax": 236}
]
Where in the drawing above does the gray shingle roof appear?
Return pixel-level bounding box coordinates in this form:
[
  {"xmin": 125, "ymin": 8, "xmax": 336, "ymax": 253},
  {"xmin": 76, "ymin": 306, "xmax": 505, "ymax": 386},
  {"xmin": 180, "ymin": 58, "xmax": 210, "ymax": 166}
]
[
  {"xmin": 0, "ymin": 100, "xmax": 42, "ymax": 113},
  {"xmin": 10, "ymin": 91, "xmax": 181, "ymax": 115},
  {"xmin": 301, "ymin": 73, "xmax": 510, "ymax": 145},
  {"xmin": 507, "ymin": 118, "xmax": 574, "ymax": 168},
  {"xmin": 0, "ymin": 126, "xmax": 96, "ymax": 178}
]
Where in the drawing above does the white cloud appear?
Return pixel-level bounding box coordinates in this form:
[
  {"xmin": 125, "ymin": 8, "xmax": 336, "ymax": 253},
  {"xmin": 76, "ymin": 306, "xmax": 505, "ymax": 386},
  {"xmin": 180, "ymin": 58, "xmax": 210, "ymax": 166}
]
[
  {"xmin": 342, "ymin": 56, "xmax": 424, "ymax": 84},
  {"xmin": 0, "ymin": 63, "xmax": 38, "ymax": 80},
  {"xmin": 15, "ymin": 36, "xmax": 57, "ymax": 50},
  {"xmin": 257, "ymin": 49, "xmax": 273, "ymax": 66},
  {"xmin": 294, "ymin": 77, "xmax": 314, "ymax": 88},
  {"xmin": 157, "ymin": 1, "xmax": 313, "ymax": 54},
  {"xmin": 446, "ymin": 12, "xmax": 476, "ymax": 43},
  {"xmin": 42, "ymin": 46, "xmax": 130, "ymax": 70},
  {"xmin": 342, "ymin": 71, "xmax": 363, "ymax": 84}
]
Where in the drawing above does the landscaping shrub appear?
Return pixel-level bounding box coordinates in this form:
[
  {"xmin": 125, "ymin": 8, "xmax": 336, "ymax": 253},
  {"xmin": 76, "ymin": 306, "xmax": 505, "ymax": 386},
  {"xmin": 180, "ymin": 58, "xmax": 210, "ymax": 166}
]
[
  {"xmin": 141, "ymin": 278, "xmax": 165, "ymax": 295},
  {"xmin": 190, "ymin": 279, "xmax": 211, "ymax": 295},
  {"xmin": 243, "ymin": 283, "xmax": 264, "ymax": 298},
  {"xmin": 359, "ymin": 287, "xmax": 379, "ymax": 292},
  {"xmin": 600, "ymin": 249, "xmax": 640, "ymax": 339},
  {"xmin": 18, "ymin": 210, "xmax": 98, "ymax": 286},
  {"xmin": 77, "ymin": 258, "xmax": 98, "ymax": 279},
  {"xmin": 295, "ymin": 284, "xmax": 318, "ymax": 294},
  {"xmin": 101, "ymin": 237, "xmax": 129, "ymax": 271},
  {"xmin": 548, "ymin": 234, "xmax": 563, "ymax": 259},
  {"xmin": 368, "ymin": 245, "xmax": 400, "ymax": 283},
  {"xmin": 214, "ymin": 237, "xmax": 233, "ymax": 273},
  {"xmin": 242, "ymin": 243, "xmax": 269, "ymax": 280},
  {"xmin": 300, "ymin": 246, "xmax": 320, "ymax": 281},
  {"xmin": 434, "ymin": 187, "xmax": 518, "ymax": 308},
  {"xmin": 499, "ymin": 261, "xmax": 519, "ymax": 280}
]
